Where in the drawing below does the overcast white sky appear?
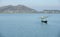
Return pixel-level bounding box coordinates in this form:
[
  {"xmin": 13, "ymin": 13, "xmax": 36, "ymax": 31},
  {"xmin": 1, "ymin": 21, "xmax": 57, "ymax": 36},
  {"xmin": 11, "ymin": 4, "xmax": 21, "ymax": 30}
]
[{"xmin": 0, "ymin": 0, "xmax": 60, "ymax": 11}]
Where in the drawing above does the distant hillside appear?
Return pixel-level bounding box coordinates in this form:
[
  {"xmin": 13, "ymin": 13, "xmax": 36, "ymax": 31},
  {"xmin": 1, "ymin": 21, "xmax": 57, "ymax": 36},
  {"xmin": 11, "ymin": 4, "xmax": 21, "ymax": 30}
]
[
  {"xmin": 0, "ymin": 5, "xmax": 38, "ymax": 14},
  {"xmin": 0, "ymin": 5, "xmax": 60, "ymax": 14},
  {"xmin": 39, "ymin": 10, "xmax": 60, "ymax": 14}
]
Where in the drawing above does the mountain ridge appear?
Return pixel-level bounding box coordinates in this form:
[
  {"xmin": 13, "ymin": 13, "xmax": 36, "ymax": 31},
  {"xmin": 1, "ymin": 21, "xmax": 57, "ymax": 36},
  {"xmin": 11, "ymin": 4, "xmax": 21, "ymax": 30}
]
[
  {"xmin": 0, "ymin": 5, "xmax": 60, "ymax": 14},
  {"xmin": 0, "ymin": 5, "xmax": 38, "ymax": 14}
]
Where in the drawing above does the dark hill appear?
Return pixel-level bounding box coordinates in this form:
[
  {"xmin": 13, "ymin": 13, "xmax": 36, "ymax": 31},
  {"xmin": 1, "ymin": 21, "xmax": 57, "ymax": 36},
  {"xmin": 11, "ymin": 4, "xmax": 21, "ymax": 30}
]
[{"xmin": 0, "ymin": 5, "xmax": 38, "ymax": 14}]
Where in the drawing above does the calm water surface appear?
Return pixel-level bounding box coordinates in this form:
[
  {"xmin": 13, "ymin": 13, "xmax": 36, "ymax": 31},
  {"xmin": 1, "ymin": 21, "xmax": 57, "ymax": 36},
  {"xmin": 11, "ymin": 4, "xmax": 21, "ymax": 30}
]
[{"xmin": 0, "ymin": 14, "xmax": 60, "ymax": 37}]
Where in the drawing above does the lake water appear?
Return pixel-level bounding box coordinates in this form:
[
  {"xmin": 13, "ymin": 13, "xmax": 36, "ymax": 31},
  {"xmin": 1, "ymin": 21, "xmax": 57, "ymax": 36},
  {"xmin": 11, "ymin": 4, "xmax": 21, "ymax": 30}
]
[{"xmin": 0, "ymin": 14, "xmax": 60, "ymax": 37}]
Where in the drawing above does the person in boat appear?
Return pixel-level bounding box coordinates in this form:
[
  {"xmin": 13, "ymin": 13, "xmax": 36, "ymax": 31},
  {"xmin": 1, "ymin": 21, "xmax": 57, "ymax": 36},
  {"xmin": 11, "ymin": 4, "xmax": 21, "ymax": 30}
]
[{"xmin": 40, "ymin": 16, "xmax": 48, "ymax": 24}]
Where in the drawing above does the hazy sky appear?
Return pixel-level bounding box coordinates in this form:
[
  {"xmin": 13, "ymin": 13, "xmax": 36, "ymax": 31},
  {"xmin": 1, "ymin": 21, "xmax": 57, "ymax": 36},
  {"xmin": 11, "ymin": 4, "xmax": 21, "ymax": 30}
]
[{"xmin": 0, "ymin": 0, "xmax": 60, "ymax": 11}]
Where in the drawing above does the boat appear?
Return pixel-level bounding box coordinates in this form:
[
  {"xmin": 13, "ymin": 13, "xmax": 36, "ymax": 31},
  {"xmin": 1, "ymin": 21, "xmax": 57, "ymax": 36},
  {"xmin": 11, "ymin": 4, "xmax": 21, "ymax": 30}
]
[{"xmin": 40, "ymin": 16, "xmax": 48, "ymax": 24}]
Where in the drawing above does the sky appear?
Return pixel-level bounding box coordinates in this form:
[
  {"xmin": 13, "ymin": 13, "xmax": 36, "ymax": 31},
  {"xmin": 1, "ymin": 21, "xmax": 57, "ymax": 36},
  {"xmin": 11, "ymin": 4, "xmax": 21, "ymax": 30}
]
[{"xmin": 0, "ymin": 0, "xmax": 60, "ymax": 11}]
